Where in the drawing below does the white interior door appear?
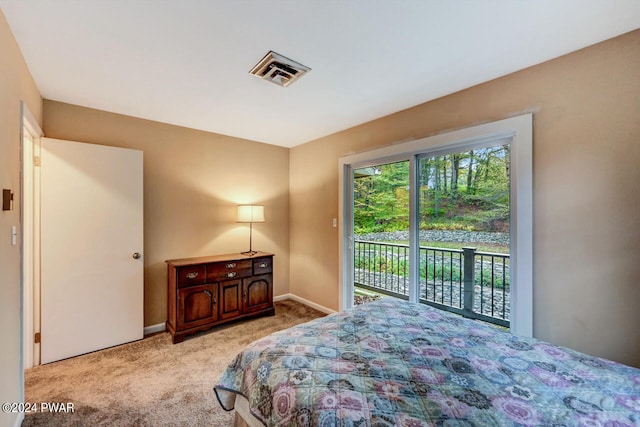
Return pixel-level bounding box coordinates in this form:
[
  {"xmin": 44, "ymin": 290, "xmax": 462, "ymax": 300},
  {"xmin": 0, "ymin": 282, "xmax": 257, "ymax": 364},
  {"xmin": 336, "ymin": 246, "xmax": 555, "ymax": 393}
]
[{"xmin": 40, "ymin": 138, "xmax": 143, "ymax": 364}]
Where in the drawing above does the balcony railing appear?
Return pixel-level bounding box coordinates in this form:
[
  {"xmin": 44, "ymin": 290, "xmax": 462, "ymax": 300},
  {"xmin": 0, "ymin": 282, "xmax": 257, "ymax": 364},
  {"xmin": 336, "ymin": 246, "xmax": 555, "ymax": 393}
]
[{"xmin": 354, "ymin": 240, "xmax": 510, "ymax": 327}]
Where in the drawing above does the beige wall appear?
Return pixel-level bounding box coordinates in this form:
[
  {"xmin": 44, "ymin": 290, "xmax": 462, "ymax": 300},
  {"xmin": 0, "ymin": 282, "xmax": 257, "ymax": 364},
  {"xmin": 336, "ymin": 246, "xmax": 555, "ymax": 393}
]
[
  {"xmin": 290, "ymin": 29, "xmax": 640, "ymax": 367},
  {"xmin": 0, "ymin": 10, "xmax": 42, "ymax": 427},
  {"xmin": 43, "ymin": 102, "xmax": 290, "ymax": 327}
]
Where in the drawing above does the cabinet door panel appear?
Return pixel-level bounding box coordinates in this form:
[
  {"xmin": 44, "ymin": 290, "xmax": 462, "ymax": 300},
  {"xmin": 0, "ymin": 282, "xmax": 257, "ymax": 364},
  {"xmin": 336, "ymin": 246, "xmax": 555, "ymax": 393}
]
[
  {"xmin": 177, "ymin": 284, "xmax": 218, "ymax": 329},
  {"xmin": 219, "ymin": 280, "xmax": 243, "ymax": 320},
  {"xmin": 244, "ymin": 274, "xmax": 273, "ymax": 314}
]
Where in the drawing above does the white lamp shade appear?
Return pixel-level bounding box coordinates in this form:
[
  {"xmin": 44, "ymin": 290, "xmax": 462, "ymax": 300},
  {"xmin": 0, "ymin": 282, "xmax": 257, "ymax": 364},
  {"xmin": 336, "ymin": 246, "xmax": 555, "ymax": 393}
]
[{"xmin": 237, "ymin": 205, "xmax": 265, "ymax": 223}]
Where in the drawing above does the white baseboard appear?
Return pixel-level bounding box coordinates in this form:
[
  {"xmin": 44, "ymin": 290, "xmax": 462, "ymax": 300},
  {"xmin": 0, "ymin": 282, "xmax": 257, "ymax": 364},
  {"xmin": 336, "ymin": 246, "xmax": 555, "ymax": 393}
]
[
  {"xmin": 143, "ymin": 322, "xmax": 166, "ymax": 336},
  {"xmin": 274, "ymin": 293, "xmax": 336, "ymax": 315},
  {"xmin": 13, "ymin": 413, "xmax": 24, "ymax": 427}
]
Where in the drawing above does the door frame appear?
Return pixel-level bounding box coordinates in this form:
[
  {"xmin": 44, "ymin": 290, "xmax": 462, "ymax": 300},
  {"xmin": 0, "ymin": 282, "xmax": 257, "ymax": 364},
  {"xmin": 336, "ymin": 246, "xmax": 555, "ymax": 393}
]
[
  {"xmin": 20, "ymin": 102, "xmax": 43, "ymax": 371},
  {"xmin": 338, "ymin": 114, "xmax": 533, "ymax": 337}
]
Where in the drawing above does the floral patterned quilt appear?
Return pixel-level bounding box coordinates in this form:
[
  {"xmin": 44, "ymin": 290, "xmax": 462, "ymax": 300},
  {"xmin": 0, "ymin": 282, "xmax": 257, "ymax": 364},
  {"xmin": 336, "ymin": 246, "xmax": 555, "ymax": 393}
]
[{"xmin": 214, "ymin": 298, "xmax": 640, "ymax": 426}]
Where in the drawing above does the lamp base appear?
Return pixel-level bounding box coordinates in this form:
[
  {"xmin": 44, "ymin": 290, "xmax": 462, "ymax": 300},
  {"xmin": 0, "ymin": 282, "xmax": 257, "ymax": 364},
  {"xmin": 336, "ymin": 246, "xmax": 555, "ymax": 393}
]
[{"xmin": 241, "ymin": 250, "xmax": 258, "ymax": 256}]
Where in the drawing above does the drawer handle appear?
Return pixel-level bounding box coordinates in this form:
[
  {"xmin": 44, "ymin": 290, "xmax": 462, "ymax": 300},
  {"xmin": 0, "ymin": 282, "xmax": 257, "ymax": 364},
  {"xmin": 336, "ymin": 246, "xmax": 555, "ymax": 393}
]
[
  {"xmin": 212, "ymin": 297, "xmax": 217, "ymax": 306},
  {"xmin": 226, "ymin": 272, "xmax": 237, "ymax": 278},
  {"xmin": 186, "ymin": 272, "xmax": 199, "ymax": 279},
  {"xmin": 258, "ymin": 263, "xmax": 267, "ymax": 268},
  {"xmin": 226, "ymin": 263, "xmax": 236, "ymax": 269}
]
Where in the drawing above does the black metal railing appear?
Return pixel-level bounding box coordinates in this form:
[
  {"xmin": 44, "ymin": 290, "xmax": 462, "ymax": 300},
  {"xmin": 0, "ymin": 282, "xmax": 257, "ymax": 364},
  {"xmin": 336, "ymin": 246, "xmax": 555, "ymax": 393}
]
[{"xmin": 354, "ymin": 239, "xmax": 510, "ymax": 327}]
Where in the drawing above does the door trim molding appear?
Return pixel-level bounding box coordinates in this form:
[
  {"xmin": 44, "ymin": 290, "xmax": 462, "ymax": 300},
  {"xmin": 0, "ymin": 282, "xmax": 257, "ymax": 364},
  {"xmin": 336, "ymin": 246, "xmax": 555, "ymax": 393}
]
[
  {"xmin": 338, "ymin": 114, "xmax": 533, "ymax": 337},
  {"xmin": 21, "ymin": 101, "xmax": 43, "ymax": 369},
  {"xmin": 20, "ymin": 101, "xmax": 43, "ymax": 400}
]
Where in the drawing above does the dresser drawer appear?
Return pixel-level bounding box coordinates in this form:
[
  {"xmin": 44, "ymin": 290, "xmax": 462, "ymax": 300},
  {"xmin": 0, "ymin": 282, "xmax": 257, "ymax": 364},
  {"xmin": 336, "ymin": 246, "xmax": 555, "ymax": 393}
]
[
  {"xmin": 253, "ymin": 257, "xmax": 272, "ymax": 275},
  {"xmin": 207, "ymin": 259, "xmax": 252, "ymax": 282},
  {"xmin": 177, "ymin": 265, "xmax": 206, "ymax": 288}
]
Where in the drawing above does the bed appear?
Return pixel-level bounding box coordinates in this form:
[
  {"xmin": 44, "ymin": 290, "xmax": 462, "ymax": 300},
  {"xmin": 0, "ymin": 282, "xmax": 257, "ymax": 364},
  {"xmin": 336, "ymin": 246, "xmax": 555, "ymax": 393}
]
[{"xmin": 215, "ymin": 298, "xmax": 640, "ymax": 426}]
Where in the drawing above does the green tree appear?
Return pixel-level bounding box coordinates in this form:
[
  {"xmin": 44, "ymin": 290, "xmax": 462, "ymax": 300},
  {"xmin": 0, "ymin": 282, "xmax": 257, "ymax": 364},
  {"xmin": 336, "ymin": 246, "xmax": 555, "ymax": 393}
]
[
  {"xmin": 354, "ymin": 161, "xmax": 409, "ymax": 233},
  {"xmin": 354, "ymin": 145, "xmax": 510, "ymax": 234}
]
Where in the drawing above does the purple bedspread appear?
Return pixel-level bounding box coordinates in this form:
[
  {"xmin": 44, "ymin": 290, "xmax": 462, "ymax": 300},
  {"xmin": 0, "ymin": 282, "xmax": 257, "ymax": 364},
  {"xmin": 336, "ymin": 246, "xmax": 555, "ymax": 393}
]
[{"xmin": 215, "ymin": 298, "xmax": 640, "ymax": 426}]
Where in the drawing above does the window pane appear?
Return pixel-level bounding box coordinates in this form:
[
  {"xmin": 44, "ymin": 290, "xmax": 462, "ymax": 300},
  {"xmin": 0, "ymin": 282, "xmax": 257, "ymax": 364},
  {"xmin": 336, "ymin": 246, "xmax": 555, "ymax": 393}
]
[
  {"xmin": 418, "ymin": 145, "xmax": 511, "ymax": 327},
  {"xmin": 353, "ymin": 161, "xmax": 410, "ymax": 304}
]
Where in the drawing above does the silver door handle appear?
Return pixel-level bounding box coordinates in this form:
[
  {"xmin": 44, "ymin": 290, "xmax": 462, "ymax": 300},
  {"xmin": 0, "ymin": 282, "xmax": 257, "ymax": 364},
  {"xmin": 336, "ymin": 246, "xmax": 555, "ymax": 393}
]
[{"xmin": 132, "ymin": 252, "xmax": 142, "ymax": 259}]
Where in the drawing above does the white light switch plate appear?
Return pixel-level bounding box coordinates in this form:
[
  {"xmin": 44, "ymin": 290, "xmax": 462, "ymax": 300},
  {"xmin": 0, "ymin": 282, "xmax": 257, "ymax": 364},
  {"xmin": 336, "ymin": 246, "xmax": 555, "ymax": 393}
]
[{"xmin": 11, "ymin": 225, "xmax": 17, "ymax": 245}]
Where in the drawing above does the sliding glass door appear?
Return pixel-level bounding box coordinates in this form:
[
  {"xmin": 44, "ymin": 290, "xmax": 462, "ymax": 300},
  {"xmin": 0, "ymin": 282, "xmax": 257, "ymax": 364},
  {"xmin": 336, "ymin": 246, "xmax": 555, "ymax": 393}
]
[
  {"xmin": 339, "ymin": 114, "xmax": 532, "ymax": 335},
  {"xmin": 346, "ymin": 140, "xmax": 513, "ymax": 329}
]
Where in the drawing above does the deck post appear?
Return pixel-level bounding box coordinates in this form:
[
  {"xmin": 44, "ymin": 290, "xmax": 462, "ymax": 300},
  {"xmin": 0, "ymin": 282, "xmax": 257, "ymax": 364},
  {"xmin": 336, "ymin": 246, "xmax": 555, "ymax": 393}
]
[{"xmin": 462, "ymin": 247, "xmax": 476, "ymax": 317}]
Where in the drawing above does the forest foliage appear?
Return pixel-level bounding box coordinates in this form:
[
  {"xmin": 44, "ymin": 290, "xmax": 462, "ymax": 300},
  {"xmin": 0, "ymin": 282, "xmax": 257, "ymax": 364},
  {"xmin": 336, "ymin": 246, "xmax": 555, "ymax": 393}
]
[{"xmin": 354, "ymin": 145, "xmax": 510, "ymax": 234}]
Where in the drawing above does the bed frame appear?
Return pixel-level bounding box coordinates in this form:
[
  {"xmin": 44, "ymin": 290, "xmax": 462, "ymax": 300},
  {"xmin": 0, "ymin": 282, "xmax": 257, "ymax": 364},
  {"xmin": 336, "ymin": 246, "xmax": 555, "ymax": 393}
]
[{"xmin": 233, "ymin": 395, "xmax": 262, "ymax": 427}]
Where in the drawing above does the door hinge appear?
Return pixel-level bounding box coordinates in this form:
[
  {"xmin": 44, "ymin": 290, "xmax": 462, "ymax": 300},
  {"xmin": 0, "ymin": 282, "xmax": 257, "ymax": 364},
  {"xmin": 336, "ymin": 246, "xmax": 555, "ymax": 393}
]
[
  {"xmin": 34, "ymin": 332, "xmax": 41, "ymax": 343},
  {"xmin": 34, "ymin": 156, "xmax": 41, "ymax": 167}
]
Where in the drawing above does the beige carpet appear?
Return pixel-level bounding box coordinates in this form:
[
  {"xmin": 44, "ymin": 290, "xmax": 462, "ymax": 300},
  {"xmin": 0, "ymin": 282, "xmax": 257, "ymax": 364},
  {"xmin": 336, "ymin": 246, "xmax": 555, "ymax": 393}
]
[{"xmin": 22, "ymin": 299, "xmax": 325, "ymax": 426}]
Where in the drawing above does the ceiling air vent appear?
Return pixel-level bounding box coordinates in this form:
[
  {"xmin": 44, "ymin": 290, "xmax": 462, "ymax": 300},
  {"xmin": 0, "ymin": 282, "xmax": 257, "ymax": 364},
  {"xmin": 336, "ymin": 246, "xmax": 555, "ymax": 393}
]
[{"xmin": 249, "ymin": 51, "xmax": 310, "ymax": 87}]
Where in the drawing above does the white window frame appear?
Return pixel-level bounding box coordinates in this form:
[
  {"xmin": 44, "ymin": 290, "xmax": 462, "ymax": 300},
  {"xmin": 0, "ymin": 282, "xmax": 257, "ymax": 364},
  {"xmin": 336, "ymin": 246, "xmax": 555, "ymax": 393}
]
[{"xmin": 338, "ymin": 114, "xmax": 533, "ymax": 337}]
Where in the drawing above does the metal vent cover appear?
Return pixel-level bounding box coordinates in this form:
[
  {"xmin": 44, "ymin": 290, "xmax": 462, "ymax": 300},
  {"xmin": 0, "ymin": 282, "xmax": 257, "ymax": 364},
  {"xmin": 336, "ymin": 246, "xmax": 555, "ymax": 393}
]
[{"xmin": 249, "ymin": 51, "xmax": 310, "ymax": 87}]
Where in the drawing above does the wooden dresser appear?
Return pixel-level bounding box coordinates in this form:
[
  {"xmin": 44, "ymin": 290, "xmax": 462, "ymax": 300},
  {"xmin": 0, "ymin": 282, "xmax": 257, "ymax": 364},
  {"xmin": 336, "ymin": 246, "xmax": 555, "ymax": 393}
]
[{"xmin": 166, "ymin": 251, "xmax": 274, "ymax": 343}]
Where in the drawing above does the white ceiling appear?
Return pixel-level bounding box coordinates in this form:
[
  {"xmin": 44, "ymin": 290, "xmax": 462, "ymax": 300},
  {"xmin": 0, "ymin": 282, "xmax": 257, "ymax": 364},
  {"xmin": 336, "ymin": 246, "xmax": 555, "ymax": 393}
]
[{"xmin": 1, "ymin": 1, "xmax": 639, "ymax": 148}]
